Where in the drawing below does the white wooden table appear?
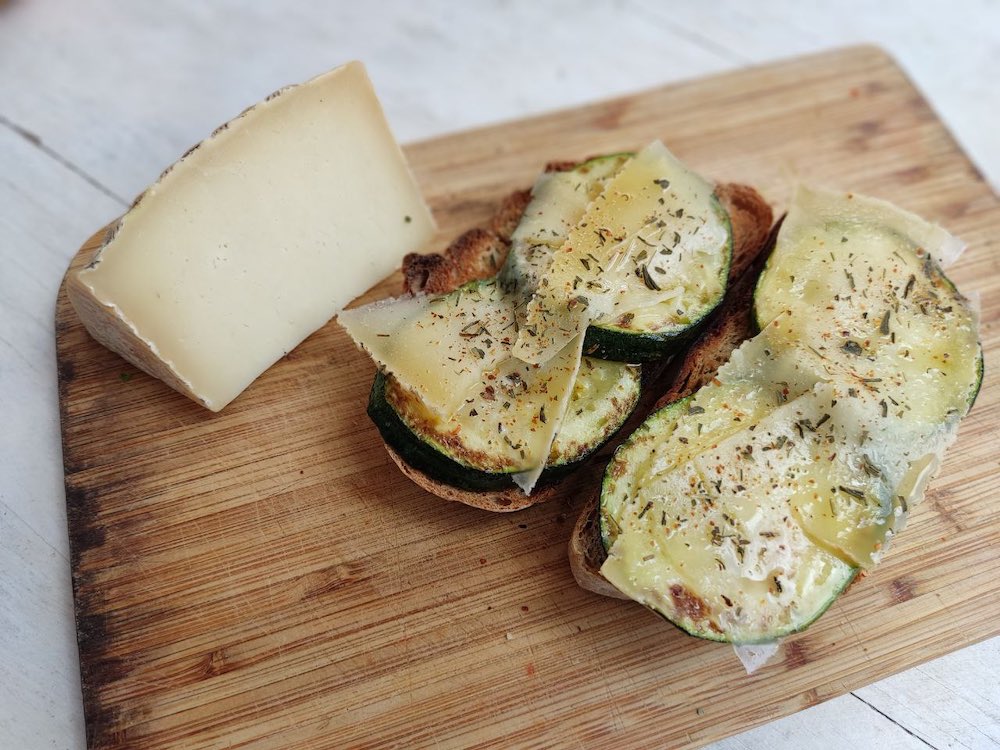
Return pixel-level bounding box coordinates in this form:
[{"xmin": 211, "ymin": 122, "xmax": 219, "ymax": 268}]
[{"xmin": 2, "ymin": 2, "xmax": 998, "ymax": 747}]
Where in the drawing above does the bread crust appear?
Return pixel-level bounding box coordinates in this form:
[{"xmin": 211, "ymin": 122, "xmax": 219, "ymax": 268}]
[
  {"xmin": 383, "ymin": 443, "xmax": 559, "ymax": 512},
  {"xmin": 385, "ymin": 171, "xmax": 775, "ymax": 512},
  {"xmin": 402, "ymin": 190, "xmax": 531, "ymax": 295}
]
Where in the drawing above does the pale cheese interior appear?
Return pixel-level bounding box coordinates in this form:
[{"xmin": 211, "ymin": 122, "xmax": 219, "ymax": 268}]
[{"xmin": 76, "ymin": 61, "xmax": 435, "ymax": 411}]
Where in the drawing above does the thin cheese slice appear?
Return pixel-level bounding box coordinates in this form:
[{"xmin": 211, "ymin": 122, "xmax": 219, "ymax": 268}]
[
  {"xmin": 775, "ymin": 186, "xmax": 966, "ymax": 270},
  {"xmin": 338, "ymin": 281, "xmax": 517, "ymax": 418},
  {"xmin": 341, "ymin": 283, "xmax": 585, "ymax": 493},
  {"xmin": 68, "ymin": 61, "xmax": 435, "ymax": 411},
  {"xmin": 510, "ymin": 333, "xmax": 586, "ymax": 493},
  {"xmin": 502, "ymin": 155, "xmax": 629, "ymax": 304}
]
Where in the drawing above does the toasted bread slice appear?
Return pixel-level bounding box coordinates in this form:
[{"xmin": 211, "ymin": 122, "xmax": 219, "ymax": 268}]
[
  {"xmin": 569, "ymin": 217, "xmax": 781, "ymax": 593},
  {"xmin": 382, "ymin": 178, "xmax": 773, "ymax": 512},
  {"xmin": 402, "ymin": 189, "xmax": 532, "ymax": 295}
]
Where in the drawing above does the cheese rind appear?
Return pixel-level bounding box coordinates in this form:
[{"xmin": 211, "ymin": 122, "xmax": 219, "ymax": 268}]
[{"xmin": 68, "ymin": 61, "xmax": 435, "ymax": 411}]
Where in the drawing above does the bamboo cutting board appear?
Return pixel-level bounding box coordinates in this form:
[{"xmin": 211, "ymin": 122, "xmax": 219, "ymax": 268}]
[{"xmin": 58, "ymin": 46, "xmax": 1000, "ymax": 749}]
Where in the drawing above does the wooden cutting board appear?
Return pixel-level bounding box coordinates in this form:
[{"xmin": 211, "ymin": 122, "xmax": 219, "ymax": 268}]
[{"xmin": 58, "ymin": 46, "xmax": 1000, "ymax": 750}]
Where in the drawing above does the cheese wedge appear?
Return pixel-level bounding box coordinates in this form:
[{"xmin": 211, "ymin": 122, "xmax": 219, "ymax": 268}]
[{"xmin": 68, "ymin": 61, "xmax": 435, "ymax": 411}]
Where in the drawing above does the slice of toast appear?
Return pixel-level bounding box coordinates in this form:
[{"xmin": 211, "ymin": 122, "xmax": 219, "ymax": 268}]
[
  {"xmin": 569, "ymin": 217, "xmax": 782, "ymax": 593},
  {"xmin": 382, "ymin": 177, "xmax": 773, "ymax": 512}
]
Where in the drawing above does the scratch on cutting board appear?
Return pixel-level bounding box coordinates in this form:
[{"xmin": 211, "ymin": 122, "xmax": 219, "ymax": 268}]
[
  {"xmin": 592, "ymin": 652, "xmax": 627, "ymax": 732},
  {"xmin": 840, "ymin": 607, "xmax": 874, "ymax": 667}
]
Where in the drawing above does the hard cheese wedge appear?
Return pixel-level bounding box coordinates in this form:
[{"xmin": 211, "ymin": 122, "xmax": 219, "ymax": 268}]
[{"xmin": 68, "ymin": 61, "xmax": 435, "ymax": 412}]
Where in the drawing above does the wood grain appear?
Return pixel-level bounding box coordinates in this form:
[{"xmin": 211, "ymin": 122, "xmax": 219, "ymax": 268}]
[{"xmin": 57, "ymin": 47, "xmax": 1000, "ymax": 749}]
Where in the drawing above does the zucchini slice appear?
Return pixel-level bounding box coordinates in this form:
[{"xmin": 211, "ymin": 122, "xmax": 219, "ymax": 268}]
[
  {"xmin": 753, "ymin": 186, "xmax": 982, "ymax": 419},
  {"xmin": 599, "ymin": 187, "xmax": 980, "ymax": 643},
  {"xmin": 501, "ymin": 153, "xmax": 631, "ymax": 300},
  {"xmin": 369, "ymin": 354, "xmax": 641, "ymax": 492},
  {"xmin": 600, "ymin": 337, "xmax": 857, "ymax": 643},
  {"xmin": 511, "ymin": 142, "xmax": 732, "ymax": 364}
]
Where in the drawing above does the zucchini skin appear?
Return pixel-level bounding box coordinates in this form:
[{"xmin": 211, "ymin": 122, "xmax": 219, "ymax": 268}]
[
  {"xmin": 934, "ymin": 271, "xmax": 985, "ymax": 412},
  {"xmin": 583, "ymin": 313, "xmax": 706, "ymax": 363},
  {"xmin": 969, "ymin": 346, "xmax": 985, "ymax": 410},
  {"xmin": 597, "ymin": 395, "xmax": 858, "ymax": 645},
  {"xmin": 368, "ymin": 372, "xmax": 627, "ymax": 493},
  {"xmin": 583, "ymin": 198, "xmax": 733, "ymax": 362},
  {"xmin": 598, "ymin": 397, "xmax": 689, "ymax": 551}
]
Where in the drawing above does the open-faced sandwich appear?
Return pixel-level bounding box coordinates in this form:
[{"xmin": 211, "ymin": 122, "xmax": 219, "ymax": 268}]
[
  {"xmin": 339, "ymin": 143, "xmax": 774, "ymax": 510},
  {"xmin": 65, "ymin": 58, "xmax": 982, "ymax": 645},
  {"xmin": 569, "ymin": 186, "xmax": 982, "ymax": 643}
]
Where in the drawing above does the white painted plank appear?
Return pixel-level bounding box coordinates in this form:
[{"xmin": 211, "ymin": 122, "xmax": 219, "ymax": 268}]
[
  {"xmin": 855, "ymin": 638, "xmax": 1000, "ymax": 750},
  {"xmin": 1, "ymin": 0, "xmax": 997, "ymax": 195},
  {"xmin": 0, "ymin": 125, "xmax": 120, "ymax": 749},
  {"xmin": 0, "ymin": 501, "xmax": 85, "ymax": 749},
  {"xmin": 0, "ymin": 125, "xmax": 125, "ymax": 554},
  {"xmin": 0, "ymin": 0, "xmax": 731, "ymax": 202},
  {"xmin": 635, "ymin": 0, "xmax": 1000, "ymax": 188},
  {"xmin": 709, "ymin": 693, "xmax": 932, "ymax": 750}
]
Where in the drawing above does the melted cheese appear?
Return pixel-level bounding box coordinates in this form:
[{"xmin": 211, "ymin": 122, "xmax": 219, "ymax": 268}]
[
  {"xmin": 600, "ymin": 186, "xmax": 980, "ymax": 640},
  {"xmin": 513, "ymin": 141, "xmax": 728, "ymax": 364},
  {"xmin": 340, "ymin": 280, "xmax": 585, "ymax": 493}
]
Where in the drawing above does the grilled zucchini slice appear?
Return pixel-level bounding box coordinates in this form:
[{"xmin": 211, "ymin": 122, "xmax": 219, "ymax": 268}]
[
  {"xmin": 506, "ymin": 143, "xmax": 733, "ymax": 363},
  {"xmin": 369, "ymin": 354, "xmax": 640, "ymax": 492}
]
